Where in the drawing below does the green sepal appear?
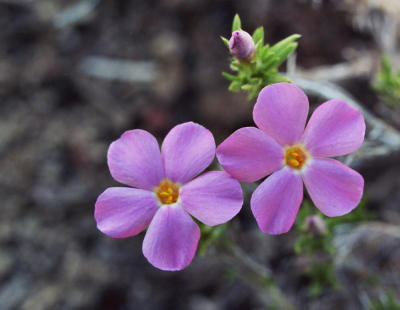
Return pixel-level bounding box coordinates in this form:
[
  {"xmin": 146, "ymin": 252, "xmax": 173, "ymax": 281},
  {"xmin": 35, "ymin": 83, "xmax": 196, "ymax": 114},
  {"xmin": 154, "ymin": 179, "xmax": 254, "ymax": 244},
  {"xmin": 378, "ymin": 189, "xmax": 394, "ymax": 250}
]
[
  {"xmin": 232, "ymin": 14, "xmax": 241, "ymax": 32},
  {"xmin": 221, "ymin": 36, "xmax": 230, "ymax": 49}
]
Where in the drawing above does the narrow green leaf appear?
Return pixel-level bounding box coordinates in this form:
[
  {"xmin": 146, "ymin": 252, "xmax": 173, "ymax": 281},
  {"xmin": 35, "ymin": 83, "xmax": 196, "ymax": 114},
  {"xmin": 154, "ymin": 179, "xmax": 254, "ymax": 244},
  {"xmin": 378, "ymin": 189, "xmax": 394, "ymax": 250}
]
[
  {"xmin": 248, "ymin": 87, "xmax": 259, "ymax": 100},
  {"xmin": 381, "ymin": 55, "xmax": 392, "ymax": 74},
  {"xmin": 263, "ymin": 56, "xmax": 280, "ymax": 71},
  {"xmin": 229, "ymin": 81, "xmax": 242, "ymax": 92},
  {"xmin": 255, "ymin": 41, "xmax": 263, "ymax": 56},
  {"xmin": 241, "ymin": 84, "xmax": 252, "ymax": 91},
  {"xmin": 372, "ymin": 55, "xmax": 400, "ymax": 107},
  {"xmin": 270, "ymin": 34, "xmax": 301, "ymax": 54},
  {"xmin": 232, "ymin": 14, "xmax": 241, "ymax": 32},
  {"xmin": 249, "ymin": 77, "xmax": 261, "ymax": 84},
  {"xmin": 273, "ymin": 43, "xmax": 298, "ymax": 67},
  {"xmin": 260, "ymin": 45, "xmax": 272, "ymax": 61},
  {"xmin": 252, "ymin": 26, "xmax": 264, "ymax": 45},
  {"xmin": 269, "ymin": 73, "xmax": 291, "ymax": 83},
  {"xmin": 230, "ymin": 63, "xmax": 240, "ymax": 71},
  {"xmin": 222, "ymin": 72, "xmax": 239, "ymax": 81}
]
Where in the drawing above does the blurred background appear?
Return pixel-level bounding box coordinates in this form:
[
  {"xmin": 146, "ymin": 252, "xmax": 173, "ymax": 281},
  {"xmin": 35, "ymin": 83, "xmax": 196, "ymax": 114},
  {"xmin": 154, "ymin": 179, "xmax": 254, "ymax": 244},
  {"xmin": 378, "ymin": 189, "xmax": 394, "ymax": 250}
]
[{"xmin": 1, "ymin": 0, "xmax": 400, "ymax": 309}]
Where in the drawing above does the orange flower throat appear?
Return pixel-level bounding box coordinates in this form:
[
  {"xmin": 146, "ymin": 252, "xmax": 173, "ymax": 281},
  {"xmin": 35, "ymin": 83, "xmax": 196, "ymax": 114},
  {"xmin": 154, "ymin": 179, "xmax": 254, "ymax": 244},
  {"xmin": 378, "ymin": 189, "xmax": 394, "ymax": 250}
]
[
  {"xmin": 155, "ymin": 180, "xmax": 180, "ymax": 205},
  {"xmin": 284, "ymin": 145, "xmax": 308, "ymax": 170}
]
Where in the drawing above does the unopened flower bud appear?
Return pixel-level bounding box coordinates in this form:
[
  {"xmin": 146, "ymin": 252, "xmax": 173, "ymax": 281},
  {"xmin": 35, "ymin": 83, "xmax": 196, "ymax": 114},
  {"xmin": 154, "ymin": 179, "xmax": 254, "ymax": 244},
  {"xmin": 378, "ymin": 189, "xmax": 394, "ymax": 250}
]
[
  {"xmin": 229, "ymin": 30, "xmax": 255, "ymax": 60},
  {"xmin": 305, "ymin": 215, "xmax": 326, "ymax": 236}
]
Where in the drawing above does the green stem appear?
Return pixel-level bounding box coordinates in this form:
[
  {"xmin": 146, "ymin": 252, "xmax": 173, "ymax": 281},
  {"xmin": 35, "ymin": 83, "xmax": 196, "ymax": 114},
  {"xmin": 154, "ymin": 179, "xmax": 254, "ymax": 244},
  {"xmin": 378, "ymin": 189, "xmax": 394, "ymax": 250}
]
[{"xmin": 217, "ymin": 232, "xmax": 296, "ymax": 310}]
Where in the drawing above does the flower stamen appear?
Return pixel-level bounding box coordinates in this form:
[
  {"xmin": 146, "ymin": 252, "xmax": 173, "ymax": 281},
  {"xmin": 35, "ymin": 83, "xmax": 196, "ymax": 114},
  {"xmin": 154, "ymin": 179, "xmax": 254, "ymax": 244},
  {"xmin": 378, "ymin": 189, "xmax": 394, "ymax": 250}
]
[
  {"xmin": 284, "ymin": 144, "xmax": 309, "ymax": 170},
  {"xmin": 154, "ymin": 180, "xmax": 180, "ymax": 205}
]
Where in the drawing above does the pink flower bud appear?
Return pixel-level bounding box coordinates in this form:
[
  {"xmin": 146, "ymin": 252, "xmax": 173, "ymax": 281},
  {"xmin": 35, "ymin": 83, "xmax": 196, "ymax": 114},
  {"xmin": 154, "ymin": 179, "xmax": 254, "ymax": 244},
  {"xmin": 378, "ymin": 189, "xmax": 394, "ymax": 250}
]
[
  {"xmin": 229, "ymin": 30, "xmax": 255, "ymax": 60},
  {"xmin": 305, "ymin": 215, "xmax": 326, "ymax": 236}
]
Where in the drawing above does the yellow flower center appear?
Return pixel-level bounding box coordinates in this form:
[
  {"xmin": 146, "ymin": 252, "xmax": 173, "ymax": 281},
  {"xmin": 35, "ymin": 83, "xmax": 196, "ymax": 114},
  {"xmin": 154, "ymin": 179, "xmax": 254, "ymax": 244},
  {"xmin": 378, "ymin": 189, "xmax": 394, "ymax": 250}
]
[
  {"xmin": 154, "ymin": 180, "xmax": 180, "ymax": 205},
  {"xmin": 284, "ymin": 144, "xmax": 309, "ymax": 170}
]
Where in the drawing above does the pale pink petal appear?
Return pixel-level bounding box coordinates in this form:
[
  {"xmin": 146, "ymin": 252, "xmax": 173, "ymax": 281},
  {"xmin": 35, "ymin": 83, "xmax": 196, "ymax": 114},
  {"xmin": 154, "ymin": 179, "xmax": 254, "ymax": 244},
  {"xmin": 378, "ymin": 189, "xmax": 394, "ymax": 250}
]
[
  {"xmin": 302, "ymin": 100, "xmax": 366, "ymax": 157},
  {"xmin": 250, "ymin": 167, "xmax": 303, "ymax": 234},
  {"xmin": 302, "ymin": 158, "xmax": 364, "ymax": 217},
  {"xmin": 95, "ymin": 187, "xmax": 159, "ymax": 238},
  {"xmin": 253, "ymin": 83, "xmax": 309, "ymax": 146},
  {"xmin": 216, "ymin": 127, "xmax": 284, "ymax": 182},
  {"xmin": 142, "ymin": 205, "xmax": 200, "ymax": 271},
  {"xmin": 108, "ymin": 130, "xmax": 164, "ymax": 190},
  {"xmin": 180, "ymin": 171, "xmax": 243, "ymax": 226},
  {"xmin": 162, "ymin": 122, "xmax": 215, "ymax": 184}
]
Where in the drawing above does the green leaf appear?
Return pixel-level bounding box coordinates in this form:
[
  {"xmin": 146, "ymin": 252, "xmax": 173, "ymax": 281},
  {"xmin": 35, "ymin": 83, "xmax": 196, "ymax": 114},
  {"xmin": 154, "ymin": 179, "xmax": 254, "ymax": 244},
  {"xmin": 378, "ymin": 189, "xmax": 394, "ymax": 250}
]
[
  {"xmin": 381, "ymin": 55, "xmax": 392, "ymax": 74},
  {"xmin": 229, "ymin": 81, "xmax": 242, "ymax": 92},
  {"xmin": 252, "ymin": 26, "xmax": 264, "ymax": 45},
  {"xmin": 241, "ymin": 84, "xmax": 252, "ymax": 91},
  {"xmin": 272, "ymin": 43, "xmax": 298, "ymax": 68},
  {"xmin": 372, "ymin": 55, "xmax": 400, "ymax": 107},
  {"xmin": 270, "ymin": 34, "xmax": 301, "ymax": 54},
  {"xmin": 263, "ymin": 56, "xmax": 280, "ymax": 71},
  {"xmin": 249, "ymin": 77, "xmax": 262, "ymax": 84},
  {"xmin": 260, "ymin": 45, "xmax": 271, "ymax": 61},
  {"xmin": 220, "ymin": 36, "xmax": 230, "ymax": 49},
  {"xmin": 230, "ymin": 63, "xmax": 240, "ymax": 71},
  {"xmin": 255, "ymin": 41, "xmax": 263, "ymax": 54},
  {"xmin": 232, "ymin": 14, "xmax": 241, "ymax": 32},
  {"xmin": 248, "ymin": 88, "xmax": 259, "ymax": 100},
  {"xmin": 369, "ymin": 291, "xmax": 400, "ymax": 310},
  {"xmin": 309, "ymin": 282, "xmax": 322, "ymax": 297},
  {"xmin": 222, "ymin": 71, "xmax": 239, "ymax": 81}
]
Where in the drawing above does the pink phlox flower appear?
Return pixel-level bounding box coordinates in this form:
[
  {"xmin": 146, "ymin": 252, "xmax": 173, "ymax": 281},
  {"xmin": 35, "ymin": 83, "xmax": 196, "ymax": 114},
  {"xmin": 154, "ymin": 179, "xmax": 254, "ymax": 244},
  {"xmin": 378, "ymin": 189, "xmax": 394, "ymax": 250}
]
[
  {"xmin": 217, "ymin": 82, "xmax": 365, "ymax": 234},
  {"xmin": 95, "ymin": 122, "xmax": 243, "ymax": 271}
]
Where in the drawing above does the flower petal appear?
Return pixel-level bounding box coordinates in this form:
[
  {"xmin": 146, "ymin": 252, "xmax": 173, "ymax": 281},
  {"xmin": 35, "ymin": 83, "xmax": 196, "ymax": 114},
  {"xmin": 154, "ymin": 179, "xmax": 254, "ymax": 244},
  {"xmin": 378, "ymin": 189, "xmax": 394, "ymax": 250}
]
[
  {"xmin": 180, "ymin": 171, "xmax": 243, "ymax": 226},
  {"xmin": 302, "ymin": 99, "xmax": 365, "ymax": 157},
  {"xmin": 302, "ymin": 158, "xmax": 364, "ymax": 217},
  {"xmin": 216, "ymin": 127, "xmax": 284, "ymax": 182},
  {"xmin": 250, "ymin": 167, "xmax": 303, "ymax": 234},
  {"xmin": 108, "ymin": 130, "xmax": 164, "ymax": 190},
  {"xmin": 253, "ymin": 82, "xmax": 309, "ymax": 146},
  {"xmin": 95, "ymin": 187, "xmax": 159, "ymax": 238},
  {"xmin": 162, "ymin": 122, "xmax": 216, "ymax": 184},
  {"xmin": 142, "ymin": 204, "xmax": 200, "ymax": 271}
]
